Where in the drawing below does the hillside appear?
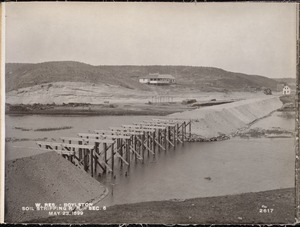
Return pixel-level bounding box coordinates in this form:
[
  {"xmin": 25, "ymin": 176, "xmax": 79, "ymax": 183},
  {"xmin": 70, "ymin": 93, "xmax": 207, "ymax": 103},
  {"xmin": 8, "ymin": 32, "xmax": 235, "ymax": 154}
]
[
  {"xmin": 6, "ymin": 61, "xmax": 280, "ymax": 92},
  {"xmin": 5, "ymin": 61, "xmax": 151, "ymax": 92},
  {"xmin": 274, "ymin": 78, "xmax": 296, "ymax": 91},
  {"xmin": 275, "ymin": 78, "xmax": 296, "ymax": 84}
]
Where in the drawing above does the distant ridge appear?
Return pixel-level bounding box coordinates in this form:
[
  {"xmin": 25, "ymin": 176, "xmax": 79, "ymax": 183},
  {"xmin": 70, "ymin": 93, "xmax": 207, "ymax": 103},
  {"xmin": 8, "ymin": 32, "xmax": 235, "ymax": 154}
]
[
  {"xmin": 6, "ymin": 61, "xmax": 280, "ymax": 92},
  {"xmin": 274, "ymin": 78, "xmax": 296, "ymax": 84}
]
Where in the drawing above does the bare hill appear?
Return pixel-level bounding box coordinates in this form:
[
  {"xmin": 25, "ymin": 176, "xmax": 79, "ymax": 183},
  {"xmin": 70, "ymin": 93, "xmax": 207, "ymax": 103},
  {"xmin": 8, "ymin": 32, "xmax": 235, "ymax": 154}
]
[{"xmin": 6, "ymin": 61, "xmax": 280, "ymax": 92}]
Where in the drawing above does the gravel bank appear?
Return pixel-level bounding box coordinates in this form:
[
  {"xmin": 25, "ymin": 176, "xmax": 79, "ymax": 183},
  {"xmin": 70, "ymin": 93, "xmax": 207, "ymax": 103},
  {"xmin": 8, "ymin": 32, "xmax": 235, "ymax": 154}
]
[
  {"xmin": 168, "ymin": 96, "xmax": 283, "ymax": 138},
  {"xmin": 5, "ymin": 151, "xmax": 108, "ymax": 223}
]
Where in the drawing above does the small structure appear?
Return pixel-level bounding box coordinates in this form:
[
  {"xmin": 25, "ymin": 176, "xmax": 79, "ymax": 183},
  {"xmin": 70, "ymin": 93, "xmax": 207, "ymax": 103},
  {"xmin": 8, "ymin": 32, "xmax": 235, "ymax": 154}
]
[
  {"xmin": 282, "ymin": 85, "xmax": 291, "ymax": 95},
  {"xmin": 139, "ymin": 73, "xmax": 175, "ymax": 85}
]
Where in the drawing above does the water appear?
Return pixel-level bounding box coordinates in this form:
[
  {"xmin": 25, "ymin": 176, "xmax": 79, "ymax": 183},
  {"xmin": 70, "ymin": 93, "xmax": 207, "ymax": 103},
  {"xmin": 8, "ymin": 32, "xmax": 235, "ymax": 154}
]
[
  {"xmin": 98, "ymin": 138, "xmax": 294, "ymax": 207},
  {"xmin": 5, "ymin": 112, "xmax": 295, "ymax": 206},
  {"xmin": 249, "ymin": 111, "xmax": 294, "ymax": 131},
  {"xmin": 5, "ymin": 115, "xmax": 159, "ymax": 160}
]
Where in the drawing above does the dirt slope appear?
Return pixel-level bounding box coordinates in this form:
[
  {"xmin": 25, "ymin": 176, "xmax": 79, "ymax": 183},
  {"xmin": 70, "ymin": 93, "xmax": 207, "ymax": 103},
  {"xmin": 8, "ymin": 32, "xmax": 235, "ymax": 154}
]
[
  {"xmin": 5, "ymin": 151, "xmax": 108, "ymax": 223},
  {"xmin": 168, "ymin": 96, "xmax": 283, "ymax": 138}
]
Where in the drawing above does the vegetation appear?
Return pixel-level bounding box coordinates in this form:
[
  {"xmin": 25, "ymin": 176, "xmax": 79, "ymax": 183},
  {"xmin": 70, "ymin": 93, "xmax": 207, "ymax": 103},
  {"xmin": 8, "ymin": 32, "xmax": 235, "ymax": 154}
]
[
  {"xmin": 5, "ymin": 137, "xmax": 48, "ymax": 143},
  {"xmin": 279, "ymin": 95, "xmax": 294, "ymax": 104},
  {"xmin": 278, "ymin": 112, "xmax": 295, "ymax": 119},
  {"xmin": 235, "ymin": 127, "xmax": 294, "ymax": 138},
  {"xmin": 263, "ymin": 88, "xmax": 272, "ymax": 95},
  {"xmin": 182, "ymin": 99, "xmax": 197, "ymax": 105},
  {"xmin": 34, "ymin": 126, "xmax": 72, "ymax": 131},
  {"xmin": 108, "ymin": 104, "xmax": 117, "ymax": 108},
  {"xmin": 14, "ymin": 127, "xmax": 32, "ymax": 131}
]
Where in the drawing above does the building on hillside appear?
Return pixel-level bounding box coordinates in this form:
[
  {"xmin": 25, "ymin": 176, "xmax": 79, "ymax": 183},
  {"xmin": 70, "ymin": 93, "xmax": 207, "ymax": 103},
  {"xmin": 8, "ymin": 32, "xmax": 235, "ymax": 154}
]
[
  {"xmin": 139, "ymin": 73, "xmax": 175, "ymax": 85},
  {"xmin": 282, "ymin": 85, "xmax": 291, "ymax": 95}
]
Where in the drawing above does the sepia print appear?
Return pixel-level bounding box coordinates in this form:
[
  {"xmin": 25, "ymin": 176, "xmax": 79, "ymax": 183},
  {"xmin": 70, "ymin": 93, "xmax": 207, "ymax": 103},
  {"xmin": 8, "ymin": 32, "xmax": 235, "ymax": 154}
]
[{"xmin": 3, "ymin": 2, "xmax": 299, "ymax": 224}]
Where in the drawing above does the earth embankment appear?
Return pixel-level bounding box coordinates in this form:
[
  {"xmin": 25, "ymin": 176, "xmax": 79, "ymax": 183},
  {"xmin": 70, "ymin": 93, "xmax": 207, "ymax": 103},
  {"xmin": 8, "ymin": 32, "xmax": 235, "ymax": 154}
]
[
  {"xmin": 168, "ymin": 97, "xmax": 283, "ymax": 138},
  {"xmin": 5, "ymin": 151, "xmax": 108, "ymax": 223}
]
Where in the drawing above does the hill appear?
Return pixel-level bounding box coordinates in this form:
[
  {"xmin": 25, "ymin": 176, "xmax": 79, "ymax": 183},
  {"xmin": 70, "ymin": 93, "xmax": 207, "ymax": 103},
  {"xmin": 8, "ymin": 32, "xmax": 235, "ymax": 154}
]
[
  {"xmin": 5, "ymin": 61, "xmax": 150, "ymax": 92},
  {"xmin": 275, "ymin": 78, "xmax": 296, "ymax": 83},
  {"xmin": 274, "ymin": 78, "xmax": 296, "ymax": 86},
  {"xmin": 274, "ymin": 78, "xmax": 296, "ymax": 91},
  {"xmin": 6, "ymin": 61, "xmax": 280, "ymax": 92}
]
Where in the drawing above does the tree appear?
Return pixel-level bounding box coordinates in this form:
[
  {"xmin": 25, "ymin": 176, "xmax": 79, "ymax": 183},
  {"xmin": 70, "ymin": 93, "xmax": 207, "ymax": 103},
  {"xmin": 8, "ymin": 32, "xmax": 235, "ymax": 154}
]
[{"xmin": 263, "ymin": 88, "xmax": 272, "ymax": 95}]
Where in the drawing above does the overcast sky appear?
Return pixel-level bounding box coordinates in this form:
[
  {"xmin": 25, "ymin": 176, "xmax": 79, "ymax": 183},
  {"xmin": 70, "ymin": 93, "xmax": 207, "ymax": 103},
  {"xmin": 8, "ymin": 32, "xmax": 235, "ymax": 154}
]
[{"xmin": 5, "ymin": 2, "xmax": 297, "ymax": 78}]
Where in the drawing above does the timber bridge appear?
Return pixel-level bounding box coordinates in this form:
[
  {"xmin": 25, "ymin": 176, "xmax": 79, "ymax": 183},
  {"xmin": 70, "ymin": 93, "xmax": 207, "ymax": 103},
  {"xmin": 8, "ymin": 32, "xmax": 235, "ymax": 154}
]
[{"xmin": 37, "ymin": 119, "xmax": 192, "ymax": 178}]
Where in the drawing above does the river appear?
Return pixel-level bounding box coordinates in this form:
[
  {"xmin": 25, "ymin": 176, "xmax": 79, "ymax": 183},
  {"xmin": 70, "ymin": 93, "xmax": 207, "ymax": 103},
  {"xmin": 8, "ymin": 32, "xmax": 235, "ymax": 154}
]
[{"xmin": 5, "ymin": 111, "xmax": 295, "ymax": 206}]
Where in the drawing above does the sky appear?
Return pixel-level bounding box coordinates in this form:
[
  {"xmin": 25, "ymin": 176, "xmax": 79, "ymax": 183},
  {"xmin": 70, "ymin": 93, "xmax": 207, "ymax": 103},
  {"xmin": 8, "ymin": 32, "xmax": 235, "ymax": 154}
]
[{"xmin": 5, "ymin": 2, "xmax": 297, "ymax": 78}]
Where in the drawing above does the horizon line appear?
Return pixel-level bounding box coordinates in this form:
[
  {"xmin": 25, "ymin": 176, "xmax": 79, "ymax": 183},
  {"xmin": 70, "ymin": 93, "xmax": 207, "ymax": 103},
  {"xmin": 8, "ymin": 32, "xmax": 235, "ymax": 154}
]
[{"xmin": 5, "ymin": 60, "xmax": 295, "ymax": 79}]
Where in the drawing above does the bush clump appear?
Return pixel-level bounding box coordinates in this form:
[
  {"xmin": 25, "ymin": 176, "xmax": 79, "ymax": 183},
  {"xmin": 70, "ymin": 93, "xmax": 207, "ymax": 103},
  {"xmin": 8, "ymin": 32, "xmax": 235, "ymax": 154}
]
[{"xmin": 182, "ymin": 99, "xmax": 197, "ymax": 105}]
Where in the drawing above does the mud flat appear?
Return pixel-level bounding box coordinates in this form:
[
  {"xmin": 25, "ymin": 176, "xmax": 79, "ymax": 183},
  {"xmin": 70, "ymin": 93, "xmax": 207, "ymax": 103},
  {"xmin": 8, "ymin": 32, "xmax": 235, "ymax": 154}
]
[
  {"xmin": 5, "ymin": 151, "xmax": 108, "ymax": 223},
  {"xmin": 168, "ymin": 96, "xmax": 283, "ymax": 138}
]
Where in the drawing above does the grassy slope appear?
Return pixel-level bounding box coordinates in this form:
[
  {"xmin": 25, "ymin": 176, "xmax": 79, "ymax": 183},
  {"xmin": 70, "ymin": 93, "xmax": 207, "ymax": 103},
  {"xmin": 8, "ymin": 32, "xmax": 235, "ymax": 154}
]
[
  {"xmin": 6, "ymin": 62, "xmax": 280, "ymax": 92},
  {"xmin": 275, "ymin": 78, "xmax": 296, "ymax": 84},
  {"xmin": 275, "ymin": 78, "xmax": 296, "ymax": 90}
]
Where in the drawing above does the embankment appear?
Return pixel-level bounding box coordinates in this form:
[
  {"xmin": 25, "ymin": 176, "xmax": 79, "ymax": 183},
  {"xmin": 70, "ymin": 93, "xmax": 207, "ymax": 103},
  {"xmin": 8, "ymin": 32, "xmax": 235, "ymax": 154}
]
[
  {"xmin": 5, "ymin": 151, "xmax": 108, "ymax": 223},
  {"xmin": 168, "ymin": 97, "xmax": 283, "ymax": 138}
]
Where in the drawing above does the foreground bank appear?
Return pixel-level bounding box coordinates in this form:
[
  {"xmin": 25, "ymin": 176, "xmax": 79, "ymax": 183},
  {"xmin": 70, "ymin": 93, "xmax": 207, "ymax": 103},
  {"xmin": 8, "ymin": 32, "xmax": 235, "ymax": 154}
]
[
  {"xmin": 5, "ymin": 152, "xmax": 108, "ymax": 223},
  {"xmin": 28, "ymin": 188, "xmax": 295, "ymax": 224}
]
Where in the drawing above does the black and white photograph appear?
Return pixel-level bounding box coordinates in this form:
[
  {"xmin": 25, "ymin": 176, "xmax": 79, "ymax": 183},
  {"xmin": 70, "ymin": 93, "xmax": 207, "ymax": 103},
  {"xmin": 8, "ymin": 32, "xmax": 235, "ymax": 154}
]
[{"xmin": 3, "ymin": 2, "xmax": 298, "ymax": 224}]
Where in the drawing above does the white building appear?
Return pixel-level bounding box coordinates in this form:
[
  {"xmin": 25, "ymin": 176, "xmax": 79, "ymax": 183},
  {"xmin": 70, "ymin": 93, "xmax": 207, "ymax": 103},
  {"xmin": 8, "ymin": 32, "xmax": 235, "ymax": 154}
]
[
  {"xmin": 282, "ymin": 85, "xmax": 291, "ymax": 95},
  {"xmin": 139, "ymin": 73, "xmax": 175, "ymax": 85}
]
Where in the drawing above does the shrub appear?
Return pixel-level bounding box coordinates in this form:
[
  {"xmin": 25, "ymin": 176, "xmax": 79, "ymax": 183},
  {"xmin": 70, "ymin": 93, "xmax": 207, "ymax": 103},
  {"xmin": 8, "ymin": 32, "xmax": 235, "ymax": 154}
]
[
  {"xmin": 109, "ymin": 104, "xmax": 117, "ymax": 108},
  {"xmin": 182, "ymin": 99, "xmax": 197, "ymax": 104}
]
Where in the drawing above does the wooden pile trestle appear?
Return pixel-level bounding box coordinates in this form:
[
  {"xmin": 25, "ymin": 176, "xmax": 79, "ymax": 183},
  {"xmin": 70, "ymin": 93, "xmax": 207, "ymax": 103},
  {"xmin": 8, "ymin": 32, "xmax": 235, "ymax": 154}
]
[{"xmin": 37, "ymin": 119, "xmax": 192, "ymax": 177}]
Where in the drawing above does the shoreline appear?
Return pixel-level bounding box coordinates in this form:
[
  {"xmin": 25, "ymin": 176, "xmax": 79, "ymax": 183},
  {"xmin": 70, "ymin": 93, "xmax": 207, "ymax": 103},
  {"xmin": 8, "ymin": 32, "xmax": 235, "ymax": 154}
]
[
  {"xmin": 5, "ymin": 98, "xmax": 241, "ymax": 116},
  {"xmin": 5, "ymin": 96, "xmax": 295, "ymax": 224},
  {"xmin": 6, "ymin": 111, "xmax": 172, "ymax": 116},
  {"xmin": 27, "ymin": 188, "xmax": 295, "ymax": 224},
  {"xmin": 5, "ymin": 102, "xmax": 196, "ymax": 116}
]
